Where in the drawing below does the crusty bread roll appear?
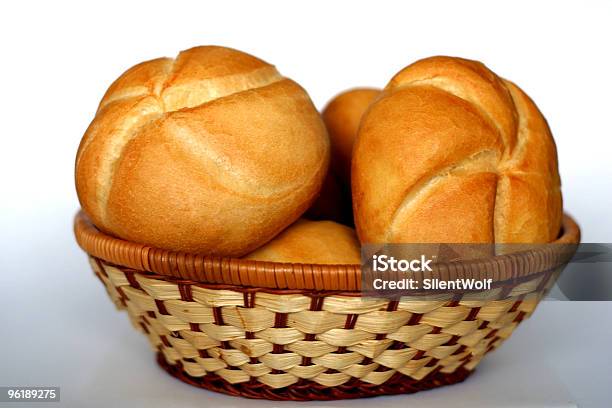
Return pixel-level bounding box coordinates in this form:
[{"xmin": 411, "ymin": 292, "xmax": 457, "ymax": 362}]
[
  {"xmin": 322, "ymin": 88, "xmax": 380, "ymax": 182},
  {"xmin": 306, "ymin": 88, "xmax": 380, "ymax": 224},
  {"xmin": 352, "ymin": 56, "xmax": 562, "ymax": 244},
  {"xmin": 243, "ymin": 219, "xmax": 361, "ymax": 264},
  {"xmin": 76, "ymin": 46, "xmax": 330, "ymax": 255}
]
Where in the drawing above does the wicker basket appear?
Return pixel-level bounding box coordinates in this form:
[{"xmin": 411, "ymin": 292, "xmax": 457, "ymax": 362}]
[{"xmin": 74, "ymin": 211, "xmax": 580, "ymax": 401}]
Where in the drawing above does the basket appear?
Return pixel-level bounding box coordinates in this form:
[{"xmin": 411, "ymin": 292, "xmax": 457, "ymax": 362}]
[{"xmin": 74, "ymin": 211, "xmax": 580, "ymax": 401}]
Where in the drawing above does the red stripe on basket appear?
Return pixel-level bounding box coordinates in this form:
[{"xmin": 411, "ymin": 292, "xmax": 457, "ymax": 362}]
[
  {"xmin": 407, "ymin": 313, "xmax": 423, "ymax": 326},
  {"xmin": 514, "ymin": 311, "xmax": 527, "ymax": 323},
  {"xmin": 124, "ymin": 270, "xmax": 141, "ymax": 289},
  {"xmin": 159, "ymin": 335, "xmax": 171, "ymax": 347},
  {"xmin": 508, "ymin": 296, "xmax": 524, "ymax": 313},
  {"xmin": 484, "ymin": 329, "xmax": 498, "ymax": 339},
  {"xmin": 425, "ymin": 358, "xmax": 440, "ymax": 368},
  {"xmin": 244, "ymin": 292, "xmax": 256, "ymax": 340},
  {"xmin": 178, "ymin": 284, "xmax": 193, "ymax": 301},
  {"xmin": 466, "ymin": 307, "xmax": 481, "ymax": 321},
  {"xmin": 452, "ymin": 345, "xmax": 467, "ymax": 356},
  {"xmin": 301, "ymin": 295, "xmax": 326, "ymax": 366},
  {"xmin": 155, "ymin": 299, "xmax": 169, "ymax": 315}
]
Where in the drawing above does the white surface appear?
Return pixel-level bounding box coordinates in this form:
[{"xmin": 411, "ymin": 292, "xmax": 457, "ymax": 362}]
[{"xmin": 1, "ymin": 0, "xmax": 612, "ymax": 407}]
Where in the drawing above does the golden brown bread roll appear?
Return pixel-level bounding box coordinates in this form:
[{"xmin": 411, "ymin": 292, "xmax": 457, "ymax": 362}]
[
  {"xmin": 306, "ymin": 88, "xmax": 380, "ymax": 225},
  {"xmin": 243, "ymin": 219, "xmax": 361, "ymax": 264},
  {"xmin": 322, "ymin": 88, "xmax": 380, "ymax": 182},
  {"xmin": 76, "ymin": 46, "xmax": 330, "ymax": 255},
  {"xmin": 352, "ymin": 56, "xmax": 562, "ymax": 244}
]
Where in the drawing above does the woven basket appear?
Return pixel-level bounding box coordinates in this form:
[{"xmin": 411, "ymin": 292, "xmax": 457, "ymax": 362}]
[{"xmin": 74, "ymin": 211, "xmax": 580, "ymax": 401}]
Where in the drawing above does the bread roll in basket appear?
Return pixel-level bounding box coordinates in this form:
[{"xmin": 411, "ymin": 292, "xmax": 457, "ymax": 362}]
[
  {"xmin": 353, "ymin": 56, "xmax": 562, "ymax": 244},
  {"xmin": 75, "ymin": 46, "xmax": 329, "ymax": 256},
  {"xmin": 75, "ymin": 50, "xmax": 580, "ymax": 400}
]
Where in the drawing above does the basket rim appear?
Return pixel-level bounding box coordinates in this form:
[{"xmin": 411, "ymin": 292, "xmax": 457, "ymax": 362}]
[{"xmin": 74, "ymin": 211, "xmax": 580, "ymax": 291}]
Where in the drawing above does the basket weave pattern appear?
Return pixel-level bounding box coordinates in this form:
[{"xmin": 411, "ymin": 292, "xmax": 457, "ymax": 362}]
[
  {"xmin": 90, "ymin": 257, "xmax": 553, "ymax": 392},
  {"xmin": 77, "ymin": 212, "xmax": 579, "ymax": 400}
]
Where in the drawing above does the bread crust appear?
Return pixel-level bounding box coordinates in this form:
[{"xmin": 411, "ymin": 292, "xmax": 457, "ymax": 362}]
[
  {"xmin": 76, "ymin": 46, "xmax": 330, "ymax": 255},
  {"xmin": 243, "ymin": 219, "xmax": 361, "ymax": 264},
  {"xmin": 352, "ymin": 56, "xmax": 562, "ymax": 244},
  {"xmin": 322, "ymin": 88, "xmax": 380, "ymax": 182},
  {"xmin": 306, "ymin": 88, "xmax": 379, "ymax": 225}
]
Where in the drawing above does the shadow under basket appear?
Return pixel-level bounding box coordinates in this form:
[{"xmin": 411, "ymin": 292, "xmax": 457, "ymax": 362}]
[{"xmin": 74, "ymin": 212, "xmax": 580, "ymax": 401}]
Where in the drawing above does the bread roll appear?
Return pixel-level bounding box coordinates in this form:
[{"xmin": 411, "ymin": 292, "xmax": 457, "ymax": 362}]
[
  {"xmin": 244, "ymin": 219, "xmax": 361, "ymax": 264},
  {"xmin": 322, "ymin": 88, "xmax": 380, "ymax": 182},
  {"xmin": 352, "ymin": 56, "xmax": 562, "ymax": 244},
  {"xmin": 306, "ymin": 88, "xmax": 379, "ymax": 224},
  {"xmin": 76, "ymin": 46, "xmax": 330, "ymax": 255}
]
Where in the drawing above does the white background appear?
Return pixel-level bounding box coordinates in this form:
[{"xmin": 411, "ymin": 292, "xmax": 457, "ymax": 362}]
[{"xmin": 1, "ymin": 1, "xmax": 611, "ymax": 407}]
